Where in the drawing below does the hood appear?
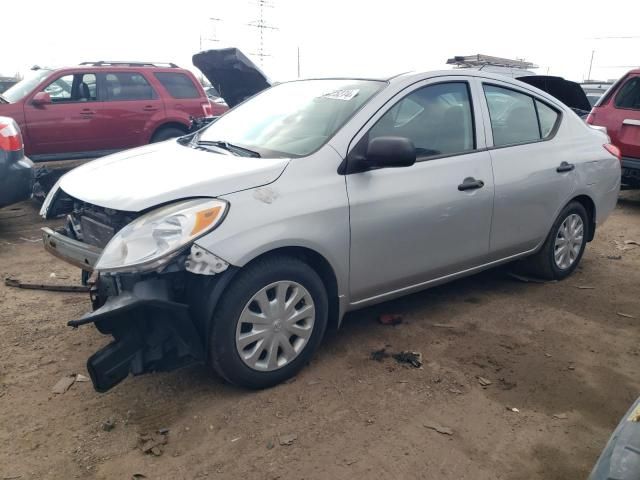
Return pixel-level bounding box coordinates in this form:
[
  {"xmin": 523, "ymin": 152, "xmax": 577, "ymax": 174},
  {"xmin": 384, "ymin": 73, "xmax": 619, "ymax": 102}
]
[
  {"xmin": 57, "ymin": 141, "xmax": 289, "ymax": 212},
  {"xmin": 517, "ymin": 75, "xmax": 592, "ymax": 112},
  {"xmin": 192, "ymin": 48, "xmax": 271, "ymax": 107}
]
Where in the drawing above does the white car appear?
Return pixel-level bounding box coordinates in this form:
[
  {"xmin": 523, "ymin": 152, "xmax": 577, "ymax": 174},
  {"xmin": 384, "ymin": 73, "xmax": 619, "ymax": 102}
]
[{"xmin": 41, "ymin": 68, "xmax": 620, "ymax": 392}]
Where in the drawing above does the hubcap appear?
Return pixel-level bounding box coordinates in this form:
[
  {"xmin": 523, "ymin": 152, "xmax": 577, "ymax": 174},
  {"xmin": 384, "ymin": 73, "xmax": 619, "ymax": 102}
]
[
  {"xmin": 235, "ymin": 281, "xmax": 315, "ymax": 372},
  {"xmin": 554, "ymin": 213, "xmax": 584, "ymax": 270}
]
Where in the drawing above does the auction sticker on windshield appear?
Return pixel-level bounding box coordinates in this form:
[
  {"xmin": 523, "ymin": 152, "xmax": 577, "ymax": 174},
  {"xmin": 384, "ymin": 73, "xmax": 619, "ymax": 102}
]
[{"xmin": 321, "ymin": 89, "xmax": 360, "ymax": 101}]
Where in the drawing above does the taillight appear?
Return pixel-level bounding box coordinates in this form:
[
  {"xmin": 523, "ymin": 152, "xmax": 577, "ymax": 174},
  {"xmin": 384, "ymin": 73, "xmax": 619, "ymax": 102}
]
[
  {"xmin": 0, "ymin": 119, "xmax": 23, "ymax": 152},
  {"xmin": 604, "ymin": 143, "xmax": 621, "ymax": 163},
  {"xmin": 202, "ymin": 102, "xmax": 212, "ymax": 117}
]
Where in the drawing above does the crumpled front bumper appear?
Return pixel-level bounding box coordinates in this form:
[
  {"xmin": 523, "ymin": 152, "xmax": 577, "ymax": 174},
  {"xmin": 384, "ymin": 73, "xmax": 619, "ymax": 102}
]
[{"xmin": 73, "ymin": 275, "xmax": 206, "ymax": 392}]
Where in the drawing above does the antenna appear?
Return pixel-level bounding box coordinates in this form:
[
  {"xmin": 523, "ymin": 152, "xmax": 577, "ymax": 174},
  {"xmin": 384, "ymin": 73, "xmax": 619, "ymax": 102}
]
[{"xmin": 247, "ymin": 0, "xmax": 278, "ymax": 65}]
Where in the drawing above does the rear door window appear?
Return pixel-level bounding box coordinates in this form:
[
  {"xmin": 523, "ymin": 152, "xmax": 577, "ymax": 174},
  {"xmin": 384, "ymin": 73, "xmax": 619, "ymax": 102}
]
[
  {"xmin": 484, "ymin": 85, "xmax": 560, "ymax": 147},
  {"xmin": 103, "ymin": 72, "xmax": 156, "ymax": 101},
  {"xmin": 484, "ymin": 85, "xmax": 540, "ymax": 146},
  {"xmin": 154, "ymin": 72, "xmax": 200, "ymax": 99},
  {"xmin": 614, "ymin": 77, "xmax": 640, "ymax": 110}
]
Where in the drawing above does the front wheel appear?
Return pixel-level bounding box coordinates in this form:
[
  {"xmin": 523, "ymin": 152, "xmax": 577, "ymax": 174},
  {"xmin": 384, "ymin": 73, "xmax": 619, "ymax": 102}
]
[
  {"xmin": 209, "ymin": 255, "xmax": 328, "ymax": 389},
  {"xmin": 523, "ymin": 201, "xmax": 589, "ymax": 280},
  {"xmin": 150, "ymin": 127, "xmax": 186, "ymax": 143}
]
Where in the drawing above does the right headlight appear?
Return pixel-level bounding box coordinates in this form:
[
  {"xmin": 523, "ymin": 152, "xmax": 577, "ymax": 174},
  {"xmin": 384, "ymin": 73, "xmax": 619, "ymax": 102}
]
[{"xmin": 95, "ymin": 198, "xmax": 228, "ymax": 273}]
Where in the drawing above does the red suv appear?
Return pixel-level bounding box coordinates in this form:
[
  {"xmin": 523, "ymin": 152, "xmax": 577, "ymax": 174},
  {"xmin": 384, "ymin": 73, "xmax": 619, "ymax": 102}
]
[
  {"xmin": 587, "ymin": 69, "xmax": 640, "ymax": 188},
  {"xmin": 0, "ymin": 62, "xmax": 219, "ymax": 161}
]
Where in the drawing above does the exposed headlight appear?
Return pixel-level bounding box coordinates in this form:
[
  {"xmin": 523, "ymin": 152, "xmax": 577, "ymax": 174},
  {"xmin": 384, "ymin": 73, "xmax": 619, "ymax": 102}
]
[{"xmin": 95, "ymin": 198, "xmax": 228, "ymax": 273}]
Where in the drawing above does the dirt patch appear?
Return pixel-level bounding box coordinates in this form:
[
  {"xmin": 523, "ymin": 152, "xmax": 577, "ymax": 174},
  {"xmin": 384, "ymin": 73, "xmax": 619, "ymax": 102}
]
[{"xmin": 1, "ymin": 192, "xmax": 639, "ymax": 479}]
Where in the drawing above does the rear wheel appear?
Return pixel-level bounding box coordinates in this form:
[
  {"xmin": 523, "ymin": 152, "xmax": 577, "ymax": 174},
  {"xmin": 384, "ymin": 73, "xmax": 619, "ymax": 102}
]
[
  {"xmin": 523, "ymin": 201, "xmax": 589, "ymax": 280},
  {"xmin": 209, "ymin": 255, "xmax": 328, "ymax": 389},
  {"xmin": 150, "ymin": 126, "xmax": 186, "ymax": 143}
]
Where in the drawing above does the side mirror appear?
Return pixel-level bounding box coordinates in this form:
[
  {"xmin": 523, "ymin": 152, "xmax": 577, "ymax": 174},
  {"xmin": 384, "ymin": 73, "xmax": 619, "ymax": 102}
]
[
  {"xmin": 32, "ymin": 92, "xmax": 52, "ymax": 106},
  {"xmin": 366, "ymin": 136, "xmax": 416, "ymax": 169}
]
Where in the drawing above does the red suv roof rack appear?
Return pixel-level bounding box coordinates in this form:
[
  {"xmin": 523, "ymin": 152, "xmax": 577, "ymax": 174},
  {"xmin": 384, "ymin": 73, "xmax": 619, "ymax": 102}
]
[{"xmin": 79, "ymin": 61, "xmax": 179, "ymax": 68}]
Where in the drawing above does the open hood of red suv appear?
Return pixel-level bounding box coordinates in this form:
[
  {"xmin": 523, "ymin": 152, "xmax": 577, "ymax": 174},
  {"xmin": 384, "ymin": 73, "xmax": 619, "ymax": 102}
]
[{"xmin": 193, "ymin": 48, "xmax": 271, "ymax": 108}]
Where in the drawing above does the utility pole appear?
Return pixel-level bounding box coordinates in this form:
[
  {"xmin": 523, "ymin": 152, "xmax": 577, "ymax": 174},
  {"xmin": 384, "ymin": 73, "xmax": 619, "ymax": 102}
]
[
  {"xmin": 247, "ymin": 0, "xmax": 278, "ymax": 65},
  {"xmin": 297, "ymin": 46, "xmax": 301, "ymax": 78},
  {"xmin": 587, "ymin": 50, "xmax": 595, "ymax": 81}
]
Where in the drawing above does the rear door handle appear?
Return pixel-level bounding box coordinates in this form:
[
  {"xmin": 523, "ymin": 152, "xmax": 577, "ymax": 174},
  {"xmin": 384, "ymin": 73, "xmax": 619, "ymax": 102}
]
[
  {"xmin": 143, "ymin": 105, "xmax": 158, "ymax": 112},
  {"xmin": 80, "ymin": 108, "xmax": 95, "ymax": 115},
  {"xmin": 556, "ymin": 161, "xmax": 575, "ymax": 173},
  {"xmin": 623, "ymin": 119, "xmax": 640, "ymax": 126},
  {"xmin": 458, "ymin": 177, "xmax": 485, "ymax": 191}
]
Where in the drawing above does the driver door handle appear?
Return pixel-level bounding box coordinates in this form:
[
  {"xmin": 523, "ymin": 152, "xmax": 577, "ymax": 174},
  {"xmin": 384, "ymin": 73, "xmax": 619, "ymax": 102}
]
[
  {"xmin": 556, "ymin": 161, "xmax": 575, "ymax": 173},
  {"xmin": 458, "ymin": 177, "xmax": 485, "ymax": 191}
]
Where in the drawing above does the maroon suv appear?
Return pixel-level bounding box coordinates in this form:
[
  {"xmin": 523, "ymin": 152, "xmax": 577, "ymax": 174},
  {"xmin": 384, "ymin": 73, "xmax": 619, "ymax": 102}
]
[
  {"xmin": 587, "ymin": 69, "xmax": 640, "ymax": 188},
  {"xmin": 0, "ymin": 61, "xmax": 224, "ymax": 161}
]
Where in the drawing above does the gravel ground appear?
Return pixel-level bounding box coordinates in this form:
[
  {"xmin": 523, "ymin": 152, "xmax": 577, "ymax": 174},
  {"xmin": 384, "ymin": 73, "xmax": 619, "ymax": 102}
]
[{"xmin": 0, "ymin": 192, "xmax": 639, "ymax": 480}]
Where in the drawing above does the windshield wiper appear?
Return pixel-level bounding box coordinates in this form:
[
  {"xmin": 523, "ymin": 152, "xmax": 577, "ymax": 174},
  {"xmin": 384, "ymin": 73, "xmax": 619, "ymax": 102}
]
[{"xmin": 196, "ymin": 140, "xmax": 261, "ymax": 158}]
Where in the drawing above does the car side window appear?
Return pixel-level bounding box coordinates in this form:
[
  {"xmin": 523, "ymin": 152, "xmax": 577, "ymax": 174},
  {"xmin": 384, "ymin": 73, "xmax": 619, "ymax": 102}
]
[
  {"xmin": 103, "ymin": 72, "xmax": 156, "ymax": 101},
  {"xmin": 484, "ymin": 85, "xmax": 541, "ymax": 146},
  {"xmin": 614, "ymin": 77, "xmax": 640, "ymax": 110},
  {"xmin": 44, "ymin": 73, "xmax": 97, "ymax": 103},
  {"xmin": 367, "ymin": 82, "xmax": 475, "ymax": 159},
  {"xmin": 154, "ymin": 72, "xmax": 200, "ymax": 99}
]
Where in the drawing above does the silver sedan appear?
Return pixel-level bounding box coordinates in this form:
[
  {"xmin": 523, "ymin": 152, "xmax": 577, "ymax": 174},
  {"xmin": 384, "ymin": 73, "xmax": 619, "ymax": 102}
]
[{"xmin": 41, "ymin": 70, "xmax": 621, "ymax": 391}]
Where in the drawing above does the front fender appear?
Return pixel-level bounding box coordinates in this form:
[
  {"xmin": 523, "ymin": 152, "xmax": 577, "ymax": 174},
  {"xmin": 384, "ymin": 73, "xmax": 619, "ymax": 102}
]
[{"xmin": 195, "ymin": 178, "xmax": 350, "ymax": 305}]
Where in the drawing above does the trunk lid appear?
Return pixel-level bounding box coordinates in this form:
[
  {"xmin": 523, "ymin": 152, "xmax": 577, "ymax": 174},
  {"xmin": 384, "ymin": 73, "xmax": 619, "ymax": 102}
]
[
  {"xmin": 517, "ymin": 75, "xmax": 592, "ymax": 114},
  {"xmin": 192, "ymin": 48, "xmax": 271, "ymax": 108}
]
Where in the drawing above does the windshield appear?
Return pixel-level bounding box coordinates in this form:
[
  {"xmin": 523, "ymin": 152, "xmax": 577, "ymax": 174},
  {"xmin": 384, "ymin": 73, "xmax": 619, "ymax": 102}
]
[
  {"xmin": 3, "ymin": 69, "xmax": 52, "ymax": 103},
  {"xmin": 197, "ymin": 79, "xmax": 385, "ymax": 157}
]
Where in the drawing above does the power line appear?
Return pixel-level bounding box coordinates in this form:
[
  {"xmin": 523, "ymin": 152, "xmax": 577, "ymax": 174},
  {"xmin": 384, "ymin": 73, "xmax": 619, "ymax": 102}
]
[{"xmin": 589, "ymin": 35, "xmax": 640, "ymax": 40}]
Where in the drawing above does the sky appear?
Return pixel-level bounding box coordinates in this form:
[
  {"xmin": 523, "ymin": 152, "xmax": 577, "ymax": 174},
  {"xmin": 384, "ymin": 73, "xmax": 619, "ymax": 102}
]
[{"xmin": 3, "ymin": 0, "xmax": 639, "ymax": 83}]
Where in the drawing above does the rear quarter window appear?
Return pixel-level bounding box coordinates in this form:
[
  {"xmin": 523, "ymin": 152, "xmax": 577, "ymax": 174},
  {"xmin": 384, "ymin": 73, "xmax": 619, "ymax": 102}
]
[{"xmin": 154, "ymin": 72, "xmax": 201, "ymax": 99}]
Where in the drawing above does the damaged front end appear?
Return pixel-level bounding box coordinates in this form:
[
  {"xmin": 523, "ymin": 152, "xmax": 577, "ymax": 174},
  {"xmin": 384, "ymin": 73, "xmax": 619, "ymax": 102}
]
[{"xmin": 41, "ymin": 187, "xmax": 234, "ymax": 392}]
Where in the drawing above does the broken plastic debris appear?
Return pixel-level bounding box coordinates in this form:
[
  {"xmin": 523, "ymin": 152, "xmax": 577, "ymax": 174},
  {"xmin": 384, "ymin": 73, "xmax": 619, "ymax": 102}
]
[
  {"xmin": 552, "ymin": 413, "xmax": 568, "ymax": 420},
  {"xmin": 51, "ymin": 375, "xmax": 76, "ymax": 394},
  {"xmin": 616, "ymin": 312, "xmax": 635, "ymax": 319},
  {"xmin": 392, "ymin": 351, "xmax": 423, "ymax": 368},
  {"xmin": 424, "ymin": 422, "xmax": 454, "ymax": 435},
  {"xmin": 75, "ymin": 374, "xmax": 90, "ymax": 382},
  {"xmin": 477, "ymin": 376, "xmax": 492, "ymax": 387}
]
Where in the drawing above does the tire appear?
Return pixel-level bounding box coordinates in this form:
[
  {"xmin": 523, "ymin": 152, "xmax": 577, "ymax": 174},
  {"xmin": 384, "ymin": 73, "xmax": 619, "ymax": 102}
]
[
  {"xmin": 209, "ymin": 255, "xmax": 328, "ymax": 389},
  {"xmin": 523, "ymin": 201, "xmax": 589, "ymax": 280},
  {"xmin": 150, "ymin": 127, "xmax": 186, "ymax": 143}
]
